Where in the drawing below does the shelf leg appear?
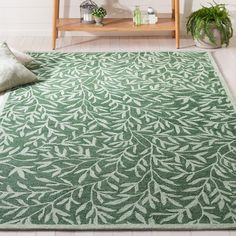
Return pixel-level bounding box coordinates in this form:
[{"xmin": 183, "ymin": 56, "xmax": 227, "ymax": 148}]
[
  {"xmin": 174, "ymin": 0, "xmax": 180, "ymax": 49},
  {"xmin": 172, "ymin": 31, "xmax": 176, "ymax": 38},
  {"xmin": 52, "ymin": 0, "xmax": 60, "ymax": 50},
  {"xmin": 171, "ymin": 0, "xmax": 175, "ymax": 20},
  {"xmin": 171, "ymin": 0, "xmax": 176, "ymax": 39}
]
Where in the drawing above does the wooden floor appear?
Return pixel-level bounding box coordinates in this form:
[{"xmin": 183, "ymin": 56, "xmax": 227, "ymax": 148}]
[{"xmin": 0, "ymin": 35, "xmax": 236, "ymax": 236}]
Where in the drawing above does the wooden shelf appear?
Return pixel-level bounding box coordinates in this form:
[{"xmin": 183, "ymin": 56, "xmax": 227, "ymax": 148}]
[
  {"xmin": 52, "ymin": 0, "xmax": 180, "ymax": 49},
  {"xmin": 57, "ymin": 18, "xmax": 176, "ymax": 32}
]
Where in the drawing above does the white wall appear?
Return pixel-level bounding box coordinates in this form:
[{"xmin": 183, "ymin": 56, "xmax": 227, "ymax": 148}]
[{"xmin": 0, "ymin": 0, "xmax": 236, "ymax": 37}]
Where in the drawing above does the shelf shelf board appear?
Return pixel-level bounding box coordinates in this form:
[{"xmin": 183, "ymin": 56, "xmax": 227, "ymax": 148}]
[{"xmin": 57, "ymin": 18, "xmax": 175, "ymax": 32}]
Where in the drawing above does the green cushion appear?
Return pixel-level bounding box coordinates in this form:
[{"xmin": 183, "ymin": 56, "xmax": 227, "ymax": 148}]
[{"xmin": 0, "ymin": 42, "xmax": 37, "ymax": 92}]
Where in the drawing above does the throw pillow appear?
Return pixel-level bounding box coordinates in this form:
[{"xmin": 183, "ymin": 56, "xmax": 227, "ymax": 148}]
[
  {"xmin": 0, "ymin": 42, "xmax": 38, "ymax": 93},
  {"xmin": 10, "ymin": 47, "xmax": 33, "ymax": 66}
]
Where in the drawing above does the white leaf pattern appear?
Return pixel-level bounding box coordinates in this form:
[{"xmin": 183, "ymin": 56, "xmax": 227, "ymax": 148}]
[{"xmin": 0, "ymin": 52, "xmax": 235, "ymax": 229}]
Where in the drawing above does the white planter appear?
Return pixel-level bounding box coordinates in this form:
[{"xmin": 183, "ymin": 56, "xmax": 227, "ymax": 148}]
[
  {"xmin": 94, "ymin": 16, "xmax": 104, "ymax": 26},
  {"xmin": 194, "ymin": 28, "xmax": 222, "ymax": 49}
]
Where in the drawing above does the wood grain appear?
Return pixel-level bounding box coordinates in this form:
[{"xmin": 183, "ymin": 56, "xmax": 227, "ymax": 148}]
[
  {"xmin": 52, "ymin": 0, "xmax": 59, "ymax": 49},
  {"xmin": 57, "ymin": 18, "xmax": 175, "ymax": 32},
  {"xmin": 174, "ymin": 0, "xmax": 180, "ymax": 48},
  {"xmin": 52, "ymin": 0, "xmax": 180, "ymax": 49}
]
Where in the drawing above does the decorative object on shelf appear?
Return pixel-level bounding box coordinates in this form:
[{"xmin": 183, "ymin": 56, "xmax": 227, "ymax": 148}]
[
  {"xmin": 147, "ymin": 7, "xmax": 158, "ymax": 24},
  {"xmin": 133, "ymin": 6, "xmax": 158, "ymax": 25},
  {"xmin": 141, "ymin": 12, "xmax": 149, "ymax": 25},
  {"xmin": 52, "ymin": 0, "xmax": 181, "ymax": 50},
  {"xmin": 92, "ymin": 7, "xmax": 107, "ymax": 26},
  {"xmin": 133, "ymin": 6, "xmax": 142, "ymax": 26},
  {"xmin": 80, "ymin": 0, "xmax": 98, "ymax": 24},
  {"xmin": 147, "ymin": 7, "xmax": 154, "ymax": 14},
  {"xmin": 186, "ymin": 3, "xmax": 233, "ymax": 49}
]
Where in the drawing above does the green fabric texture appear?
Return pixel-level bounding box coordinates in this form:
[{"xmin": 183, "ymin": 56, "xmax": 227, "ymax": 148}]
[{"xmin": 0, "ymin": 52, "xmax": 235, "ymax": 230}]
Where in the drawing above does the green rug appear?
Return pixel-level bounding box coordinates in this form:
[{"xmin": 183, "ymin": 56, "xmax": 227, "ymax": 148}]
[{"xmin": 0, "ymin": 52, "xmax": 235, "ymax": 230}]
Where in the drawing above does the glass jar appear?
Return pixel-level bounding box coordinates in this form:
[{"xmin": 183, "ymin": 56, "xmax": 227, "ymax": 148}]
[
  {"xmin": 80, "ymin": 0, "xmax": 98, "ymax": 24},
  {"xmin": 133, "ymin": 6, "xmax": 142, "ymax": 26}
]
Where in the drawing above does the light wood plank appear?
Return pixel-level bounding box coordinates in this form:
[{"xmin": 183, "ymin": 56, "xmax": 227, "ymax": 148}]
[
  {"xmin": 57, "ymin": 18, "xmax": 175, "ymax": 32},
  {"xmin": 213, "ymin": 50, "xmax": 236, "ymax": 100},
  {"xmin": 192, "ymin": 231, "xmax": 232, "ymax": 236},
  {"xmin": 133, "ymin": 231, "xmax": 152, "ymax": 236},
  {"xmin": 157, "ymin": 37, "xmax": 176, "ymax": 50},
  {"xmin": 56, "ymin": 232, "xmax": 75, "ymax": 236},
  {"xmin": 0, "ymin": 232, "xmax": 18, "ymax": 236},
  {"xmin": 93, "ymin": 232, "xmax": 112, "ymax": 236},
  {"xmin": 112, "ymin": 231, "xmax": 132, "ymax": 236},
  {"xmin": 209, "ymin": 231, "xmax": 230, "ymax": 236},
  {"xmin": 16, "ymin": 232, "xmax": 37, "ymax": 236},
  {"xmin": 152, "ymin": 232, "xmax": 172, "ymax": 236},
  {"xmin": 191, "ymin": 231, "xmax": 210, "ymax": 236},
  {"xmin": 171, "ymin": 232, "xmax": 190, "ymax": 236},
  {"xmin": 36, "ymin": 231, "xmax": 56, "ymax": 236},
  {"xmin": 74, "ymin": 232, "xmax": 94, "ymax": 236}
]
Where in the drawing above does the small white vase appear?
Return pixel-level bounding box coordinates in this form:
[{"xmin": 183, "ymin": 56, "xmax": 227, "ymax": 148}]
[{"xmin": 94, "ymin": 16, "xmax": 104, "ymax": 26}]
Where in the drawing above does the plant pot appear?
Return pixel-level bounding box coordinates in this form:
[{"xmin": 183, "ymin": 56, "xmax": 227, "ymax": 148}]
[
  {"xmin": 94, "ymin": 16, "xmax": 104, "ymax": 26},
  {"xmin": 194, "ymin": 28, "xmax": 222, "ymax": 49}
]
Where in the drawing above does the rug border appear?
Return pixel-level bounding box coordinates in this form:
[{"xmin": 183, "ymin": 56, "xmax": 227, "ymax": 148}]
[
  {"xmin": 0, "ymin": 223, "xmax": 235, "ymax": 230},
  {"xmin": 0, "ymin": 51, "xmax": 236, "ymax": 231},
  {"xmin": 0, "ymin": 92, "xmax": 10, "ymax": 116},
  {"xmin": 207, "ymin": 52, "xmax": 236, "ymax": 111}
]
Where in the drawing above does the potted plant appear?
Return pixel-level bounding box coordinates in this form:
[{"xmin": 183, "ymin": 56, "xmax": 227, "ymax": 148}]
[
  {"xmin": 186, "ymin": 3, "xmax": 233, "ymax": 49},
  {"xmin": 92, "ymin": 7, "xmax": 107, "ymax": 26}
]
